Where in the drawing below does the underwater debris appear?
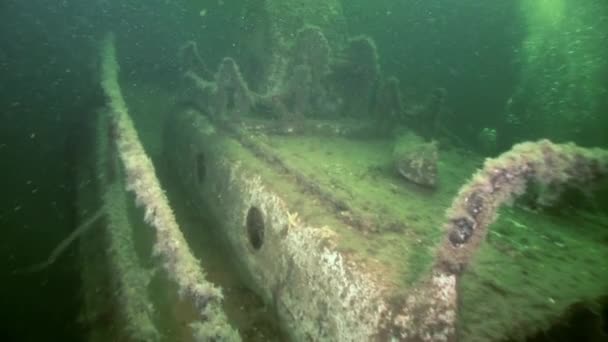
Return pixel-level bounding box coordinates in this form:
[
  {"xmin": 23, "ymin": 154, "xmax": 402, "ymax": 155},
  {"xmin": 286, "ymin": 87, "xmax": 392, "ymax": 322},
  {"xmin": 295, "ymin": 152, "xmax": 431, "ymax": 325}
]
[
  {"xmin": 393, "ymin": 132, "xmax": 439, "ymax": 187},
  {"xmin": 287, "ymin": 25, "xmax": 331, "ymax": 117},
  {"xmin": 214, "ymin": 57, "xmax": 253, "ymax": 118},
  {"xmin": 100, "ymin": 33, "xmax": 240, "ymax": 341},
  {"xmin": 421, "ymin": 87, "xmax": 447, "ymax": 139},
  {"xmin": 331, "ymin": 35, "xmax": 380, "ymax": 117},
  {"xmin": 181, "ymin": 54, "xmax": 253, "ymax": 119},
  {"xmin": 239, "ymin": 0, "xmax": 347, "ymax": 92},
  {"xmin": 284, "ymin": 64, "xmax": 313, "ymax": 117},
  {"xmin": 16, "ymin": 206, "xmax": 106, "ymax": 274},
  {"xmin": 290, "ymin": 25, "xmax": 331, "ymax": 87},
  {"xmin": 177, "ymin": 41, "xmax": 213, "ymax": 80},
  {"xmin": 96, "ymin": 110, "xmax": 160, "ymax": 341},
  {"xmin": 374, "ymin": 76, "xmax": 405, "ymax": 125},
  {"xmin": 252, "ymin": 25, "xmax": 331, "ymax": 121},
  {"xmin": 249, "ymin": 25, "xmax": 333, "ymax": 120},
  {"xmin": 179, "ymin": 28, "xmax": 381, "ymax": 121},
  {"xmin": 178, "ymin": 23, "xmax": 419, "ymax": 127},
  {"xmin": 166, "ymin": 98, "xmax": 608, "ymax": 341}
]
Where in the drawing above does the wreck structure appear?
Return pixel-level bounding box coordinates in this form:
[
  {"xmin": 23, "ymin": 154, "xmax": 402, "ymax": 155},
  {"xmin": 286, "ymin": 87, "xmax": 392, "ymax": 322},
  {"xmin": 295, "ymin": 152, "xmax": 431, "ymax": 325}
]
[{"xmin": 75, "ymin": 2, "xmax": 608, "ymax": 341}]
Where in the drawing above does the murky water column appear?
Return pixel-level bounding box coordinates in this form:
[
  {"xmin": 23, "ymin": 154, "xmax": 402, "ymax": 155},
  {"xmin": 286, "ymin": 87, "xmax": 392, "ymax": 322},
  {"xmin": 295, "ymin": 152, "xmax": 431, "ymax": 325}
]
[{"xmin": 506, "ymin": 0, "xmax": 608, "ymax": 144}]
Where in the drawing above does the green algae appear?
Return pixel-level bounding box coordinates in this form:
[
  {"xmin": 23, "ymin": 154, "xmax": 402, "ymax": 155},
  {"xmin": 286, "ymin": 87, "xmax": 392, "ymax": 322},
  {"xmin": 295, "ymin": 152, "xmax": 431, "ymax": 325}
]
[
  {"xmin": 247, "ymin": 131, "xmax": 608, "ymax": 340},
  {"xmin": 120, "ymin": 83, "xmax": 608, "ymax": 340},
  {"xmin": 265, "ymin": 134, "xmax": 477, "ymax": 284}
]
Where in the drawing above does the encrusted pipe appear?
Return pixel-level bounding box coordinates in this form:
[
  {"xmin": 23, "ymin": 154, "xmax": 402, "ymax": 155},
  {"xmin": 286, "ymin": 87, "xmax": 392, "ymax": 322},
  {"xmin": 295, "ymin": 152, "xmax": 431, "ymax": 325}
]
[
  {"xmin": 100, "ymin": 33, "xmax": 240, "ymax": 341},
  {"xmin": 437, "ymin": 139, "xmax": 608, "ymax": 274},
  {"xmin": 396, "ymin": 140, "xmax": 608, "ymax": 341}
]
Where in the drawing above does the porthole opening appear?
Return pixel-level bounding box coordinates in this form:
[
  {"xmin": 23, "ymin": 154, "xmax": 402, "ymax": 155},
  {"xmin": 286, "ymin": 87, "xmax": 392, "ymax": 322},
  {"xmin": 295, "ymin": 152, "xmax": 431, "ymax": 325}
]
[
  {"xmin": 196, "ymin": 152, "xmax": 206, "ymax": 183},
  {"xmin": 246, "ymin": 206, "xmax": 265, "ymax": 250}
]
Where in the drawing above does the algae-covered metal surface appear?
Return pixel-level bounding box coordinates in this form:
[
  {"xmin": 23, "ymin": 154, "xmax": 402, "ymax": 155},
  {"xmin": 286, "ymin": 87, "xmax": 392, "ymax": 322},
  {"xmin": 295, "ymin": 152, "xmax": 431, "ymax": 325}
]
[
  {"xmin": 5, "ymin": 1, "xmax": 608, "ymax": 342},
  {"xmin": 93, "ymin": 8, "xmax": 608, "ymax": 340},
  {"xmin": 164, "ymin": 108, "xmax": 608, "ymax": 341},
  {"xmin": 158, "ymin": 2, "xmax": 608, "ymax": 339},
  {"xmin": 34, "ymin": 3, "xmax": 608, "ymax": 342}
]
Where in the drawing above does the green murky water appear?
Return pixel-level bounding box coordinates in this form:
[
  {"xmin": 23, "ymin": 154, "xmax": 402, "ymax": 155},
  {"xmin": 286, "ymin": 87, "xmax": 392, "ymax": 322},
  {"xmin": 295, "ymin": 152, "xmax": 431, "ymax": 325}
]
[{"xmin": 1, "ymin": 1, "xmax": 607, "ymax": 341}]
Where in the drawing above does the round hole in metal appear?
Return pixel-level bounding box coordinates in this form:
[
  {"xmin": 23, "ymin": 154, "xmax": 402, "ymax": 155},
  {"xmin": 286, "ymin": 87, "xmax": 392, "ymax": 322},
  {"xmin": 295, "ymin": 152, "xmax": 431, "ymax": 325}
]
[{"xmin": 246, "ymin": 206, "xmax": 265, "ymax": 250}]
